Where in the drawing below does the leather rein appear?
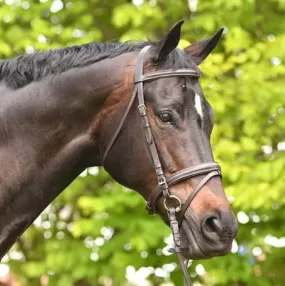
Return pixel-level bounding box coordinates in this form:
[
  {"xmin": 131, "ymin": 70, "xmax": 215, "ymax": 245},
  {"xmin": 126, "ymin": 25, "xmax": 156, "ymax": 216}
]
[{"xmin": 102, "ymin": 46, "xmax": 222, "ymax": 285}]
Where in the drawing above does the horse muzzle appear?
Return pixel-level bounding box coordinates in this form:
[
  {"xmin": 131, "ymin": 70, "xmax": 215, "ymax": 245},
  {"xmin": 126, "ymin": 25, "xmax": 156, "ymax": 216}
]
[{"xmin": 179, "ymin": 209, "xmax": 238, "ymax": 259}]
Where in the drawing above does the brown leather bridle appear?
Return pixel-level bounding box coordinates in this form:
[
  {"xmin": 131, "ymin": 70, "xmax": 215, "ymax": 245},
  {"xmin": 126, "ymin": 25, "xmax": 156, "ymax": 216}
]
[{"xmin": 103, "ymin": 46, "xmax": 222, "ymax": 286}]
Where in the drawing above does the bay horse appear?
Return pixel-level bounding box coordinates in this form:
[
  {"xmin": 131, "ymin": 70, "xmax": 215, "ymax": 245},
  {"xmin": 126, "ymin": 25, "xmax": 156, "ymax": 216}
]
[{"xmin": 0, "ymin": 20, "xmax": 237, "ymax": 284}]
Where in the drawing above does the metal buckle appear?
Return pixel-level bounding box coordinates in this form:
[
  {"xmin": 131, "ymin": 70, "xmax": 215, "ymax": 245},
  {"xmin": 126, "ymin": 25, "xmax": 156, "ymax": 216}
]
[
  {"xmin": 158, "ymin": 176, "xmax": 166, "ymax": 185},
  {"xmin": 138, "ymin": 104, "xmax": 146, "ymax": 116},
  {"xmin": 164, "ymin": 195, "xmax": 182, "ymax": 212}
]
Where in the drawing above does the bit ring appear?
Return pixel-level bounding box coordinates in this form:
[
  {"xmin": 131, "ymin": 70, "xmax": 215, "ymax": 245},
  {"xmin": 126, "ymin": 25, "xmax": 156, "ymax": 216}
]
[{"xmin": 164, "ymin": 195, "xmax": 182, "ymax": 212}]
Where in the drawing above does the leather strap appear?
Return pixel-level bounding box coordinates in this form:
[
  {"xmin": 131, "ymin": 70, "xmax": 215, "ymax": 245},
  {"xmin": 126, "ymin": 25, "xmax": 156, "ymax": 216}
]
[
  {"xmin": 146, "ymin": 162, "xmax": 221, "ymax": 214},
  {"xmin": 178, "ymin": 170, "xmax": 220, "ymax": 226},
  {"xmin": 178, "ymin": 255, "xmax": 192, "ymax": 286},
  {"xmin": 135, "ymin": 69, "xmax": 200, "ymax": 83},
  {"xmin": 102, "ymin": 85, "xmax": 138, "ymax": 165},
  {"xmin": 136, "ymin": 47, "xmax": 170, "ymax": 199}
]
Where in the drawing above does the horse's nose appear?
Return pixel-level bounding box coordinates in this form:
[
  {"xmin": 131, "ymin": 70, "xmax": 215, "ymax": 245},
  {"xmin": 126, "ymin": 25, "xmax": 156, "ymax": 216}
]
[{"xmin": 201, "ymin": 211, "xmax": 238, "ymax": 243}]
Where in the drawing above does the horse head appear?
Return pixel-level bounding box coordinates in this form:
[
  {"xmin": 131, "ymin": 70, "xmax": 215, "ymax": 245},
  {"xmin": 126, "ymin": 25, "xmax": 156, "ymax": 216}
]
[{"xmin": 101, "ymin": 21, "xmax": 238, "ymax": 261}]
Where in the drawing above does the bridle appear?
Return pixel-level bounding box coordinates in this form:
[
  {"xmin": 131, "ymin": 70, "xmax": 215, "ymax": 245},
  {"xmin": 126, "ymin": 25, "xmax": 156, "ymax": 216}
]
[{"xmin": 103, "ymin": 46, "xmax": 222, "ymax": 285}]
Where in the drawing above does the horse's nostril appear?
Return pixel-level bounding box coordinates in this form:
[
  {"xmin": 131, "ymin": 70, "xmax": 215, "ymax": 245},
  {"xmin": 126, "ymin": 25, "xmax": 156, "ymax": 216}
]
[
  {"xmin": 201, "ymin": 212, "xmax": 238, "ymax": 246},
  {"xmin": 205, "ymin": 217, "xmax": 216, "ymax": 232},
  {"xmin": 204, "ymin": 216, "xmax": 223, "ymax": 235}
]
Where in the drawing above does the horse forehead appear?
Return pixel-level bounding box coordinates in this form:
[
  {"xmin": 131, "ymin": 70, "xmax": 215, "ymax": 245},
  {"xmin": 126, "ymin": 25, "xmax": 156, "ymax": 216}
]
[{"xmin": 146, "ymin": 77, "xmax": 182, "ymax": 97}]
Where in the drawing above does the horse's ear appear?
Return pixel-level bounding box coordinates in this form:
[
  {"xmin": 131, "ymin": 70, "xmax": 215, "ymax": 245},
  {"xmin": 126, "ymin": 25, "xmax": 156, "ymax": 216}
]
[
  {"xmin": 153, "ymin": 20, "xmax": 184, "ymax": 62},
  {"xmin": 184, "ymin": 28, "xmax": 224, "ymax": 65}
]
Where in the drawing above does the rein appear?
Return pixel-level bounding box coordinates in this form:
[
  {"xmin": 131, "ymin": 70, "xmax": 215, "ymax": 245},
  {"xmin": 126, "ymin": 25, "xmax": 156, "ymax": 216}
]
[{"xmin": 103, "ymin": 46, "xmax": 221, "ymax": 285}]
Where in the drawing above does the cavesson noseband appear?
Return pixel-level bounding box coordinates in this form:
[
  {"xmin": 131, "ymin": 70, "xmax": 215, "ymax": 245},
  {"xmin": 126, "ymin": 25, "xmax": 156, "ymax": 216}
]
[{"xmin": 103, "ymin": 46, "xmax": 221, "ymax": 286}]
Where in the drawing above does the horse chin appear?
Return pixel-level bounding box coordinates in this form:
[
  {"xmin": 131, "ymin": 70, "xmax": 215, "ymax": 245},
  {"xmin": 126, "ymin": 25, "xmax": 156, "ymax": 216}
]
[{"xmin": 179, "ymin": 220, "xmax": 232, "ymax": 260}]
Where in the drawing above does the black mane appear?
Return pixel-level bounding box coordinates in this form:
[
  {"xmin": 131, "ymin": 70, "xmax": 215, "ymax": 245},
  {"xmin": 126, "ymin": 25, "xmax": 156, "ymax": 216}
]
[
  {"xmin": 0, "ymin": 41, "xmax": 199, "ymax": 90},
  {"xmin": 0, "ymin": 42, "xmax": 150, "ymax": 89}
]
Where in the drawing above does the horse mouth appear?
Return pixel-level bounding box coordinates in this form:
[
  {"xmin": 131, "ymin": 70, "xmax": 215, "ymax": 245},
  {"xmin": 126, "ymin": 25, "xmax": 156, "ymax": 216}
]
[{"xmin": 179, "ymin": 219, "xmax": 235, "ymax": 260}]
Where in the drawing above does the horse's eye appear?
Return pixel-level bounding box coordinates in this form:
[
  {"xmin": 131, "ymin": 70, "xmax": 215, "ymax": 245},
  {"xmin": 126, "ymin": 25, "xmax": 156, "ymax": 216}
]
[
  {"xmin": 159, "ymin": 112, "xmax": 172, "ymax": 123},
  {"xmin": 182, "ymin": 83, "xmax": 187, "ymax": 91}
]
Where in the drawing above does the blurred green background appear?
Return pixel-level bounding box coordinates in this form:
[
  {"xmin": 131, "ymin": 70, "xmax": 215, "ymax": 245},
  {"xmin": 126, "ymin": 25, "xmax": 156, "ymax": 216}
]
[{"xmin": 0, "ymin": 0, "xmax": 284, "ymax": 285}]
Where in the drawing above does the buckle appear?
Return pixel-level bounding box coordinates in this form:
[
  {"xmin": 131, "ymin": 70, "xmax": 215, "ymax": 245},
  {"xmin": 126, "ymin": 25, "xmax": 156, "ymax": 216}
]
[
  {"xmin": 138, "ymin": 104, "xmax": 146, "ymax": 116},
  {"xmin": 158, "ymin": 176, "xmax": 166, "ymax": 186}
]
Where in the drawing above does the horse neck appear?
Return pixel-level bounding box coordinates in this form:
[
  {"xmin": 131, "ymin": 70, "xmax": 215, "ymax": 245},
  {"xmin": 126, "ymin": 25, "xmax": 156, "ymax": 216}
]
[{"xmin": 0, "ymin": 52, "xmax": 136, "ymax": 258}]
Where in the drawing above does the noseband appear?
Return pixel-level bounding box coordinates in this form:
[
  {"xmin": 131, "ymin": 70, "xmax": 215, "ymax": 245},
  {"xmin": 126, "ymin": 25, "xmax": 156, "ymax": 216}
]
[{"xmin": 103, "ymin": 46, "xmax": 221, "ymax": 285}]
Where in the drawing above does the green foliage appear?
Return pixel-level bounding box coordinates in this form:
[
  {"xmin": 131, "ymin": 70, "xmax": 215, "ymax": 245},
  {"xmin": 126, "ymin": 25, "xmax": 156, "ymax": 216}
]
[{"xmin": 0, "ymin": 0, "xmax": 284, "ymax": 285}]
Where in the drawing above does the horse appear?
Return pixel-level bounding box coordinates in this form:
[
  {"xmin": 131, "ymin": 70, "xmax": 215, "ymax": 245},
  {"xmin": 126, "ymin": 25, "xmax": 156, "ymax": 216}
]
[{"xmin": 0, "ymin": 20, "xmax": 237, "ymax": 284}]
